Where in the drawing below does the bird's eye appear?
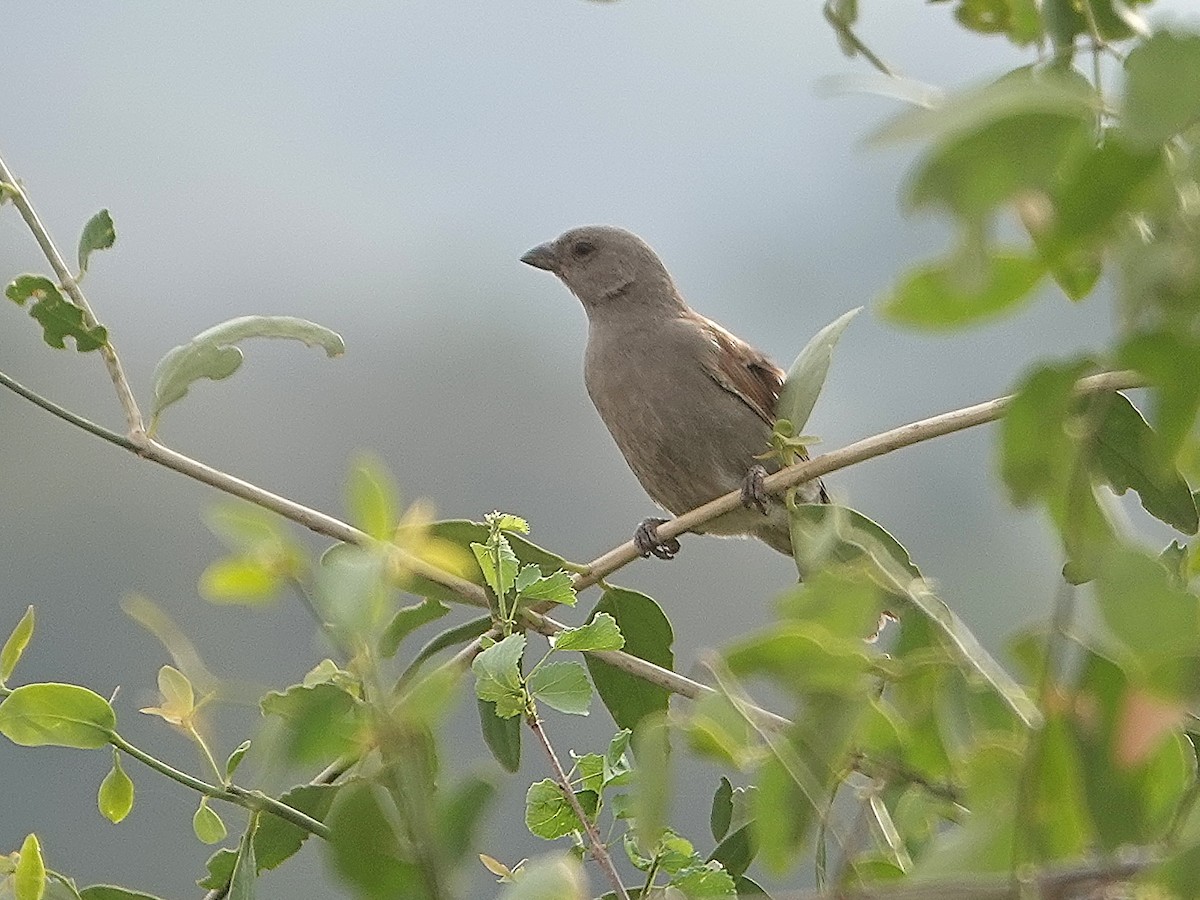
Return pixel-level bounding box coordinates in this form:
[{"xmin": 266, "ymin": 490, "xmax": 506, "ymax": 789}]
[{"xmin": 571, "ymin": 241, "xmax": 595, "ymax": 258}]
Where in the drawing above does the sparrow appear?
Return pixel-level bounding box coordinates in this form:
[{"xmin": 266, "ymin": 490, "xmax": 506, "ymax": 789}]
[{"xmin": 521, "ymin": 225, "xmax": 828, "ymax": 559}]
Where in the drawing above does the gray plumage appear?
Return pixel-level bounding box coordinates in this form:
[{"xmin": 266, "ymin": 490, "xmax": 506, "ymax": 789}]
[{"xmin": 521, "ymin": 225, "xmax": 827, "ymax": 556}]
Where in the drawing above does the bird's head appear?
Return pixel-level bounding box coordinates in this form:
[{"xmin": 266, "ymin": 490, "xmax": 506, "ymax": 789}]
[{"xmin": 521, "ymin": 225, "xmax": 678, "ymax": 313}]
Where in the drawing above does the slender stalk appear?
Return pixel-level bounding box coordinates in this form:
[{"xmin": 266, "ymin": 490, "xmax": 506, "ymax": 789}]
[
  {"xmin": 0, "ymin": 154, "xmax": 144, "ymax": 433},
  {"xmin": 526, "ymin": 713, "xmax": 631, "ymax": 900},
  {"xmin": 108, "ymin": 731, "xmax": 330, "ymax": 839}
]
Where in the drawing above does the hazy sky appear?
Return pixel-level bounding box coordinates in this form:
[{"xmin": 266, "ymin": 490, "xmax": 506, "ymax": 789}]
[{"xmin": 2, "ymin": 3, "xmax": 1195, "ymax": 897}]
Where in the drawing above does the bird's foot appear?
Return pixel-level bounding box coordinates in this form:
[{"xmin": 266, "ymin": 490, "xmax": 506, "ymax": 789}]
[
  {"xmin": 740, "ymin": 464, "xmax": 771, "ymax": 515},
  {"xmin": 634, "ymin": 517, "xmax": 681, "ymax": 560}
]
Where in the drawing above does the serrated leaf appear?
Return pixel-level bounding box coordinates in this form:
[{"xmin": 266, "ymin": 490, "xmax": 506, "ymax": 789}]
[
  {"xmin": 527, "ymin": 661, "xmax": 592, "ymax": 716},
  {"xmin": 193, "ymin": 800, "xmax": 227, "ymax": 844},
  {"xmin": 471, "ymin": 537, "xmax": 520, "ymax": 603},
  {"xmin": 77, "ymin": 209, "xmax": 116, "ymax": 275},
  {"xmin": 585, "ymin": 588, "xmax": 675, "ymax": 732},
  {"xmin": 671, "ymin": 862, "xmax": 737, "ymax": 898},
  {"xmin": 0, "ymin": 682, "xmax": 116, "ymax": 748},
  {"xmin": 525, "ymin": 779, "xmax": 585, "ymax": 839},
  {"xmin": 478, "ymin": 698, "xmax": 522, "ymax": 772},
  {"xmin": 150, "ymin": 315, "xmax": 344, "ymax": 421},
  {"xmin": 80, "ymin": 887, "xmax": 169, "ymax": 900},
  {"xmin": 14, "ymin": 833, "xmax": 46, "ymax": 900},
  {"xmin": 472, "ymin": 633, "xmax": 527, "ymax": 718},
  {"xmin": 5, "ymin": 275, "xmax": 108, "ymax": 351},
  {"xmin": 517, "ymin": 570, "xmax": 577, "ymax": 607},
  {"xmin": 551, "ymin": 613, "xmax": 624, "ymax": 653},
  {"xmin": 225, "ymin": 740, "xmax": 251, "ymax": 780},
  {"xmin": 1, "ymin": 605, "xmax": 35, "ymax": 684},
  {"xmin": 98, "ymin": 749, "xmax": 134, "ymax": 824},
  {"xmin": 254, "ymin": 783, "xmax": 339, "ymax": 871},
  {"xmin": 487, "ymin": 512, "xmax": 530, "ymax": 534},
  {"xmin": 379, "ymin": 597, "xmax": 450, "ymax": 658},
  {"xmin": 776, "ymin": 306, "xmax": 860, "ymax": 433}
]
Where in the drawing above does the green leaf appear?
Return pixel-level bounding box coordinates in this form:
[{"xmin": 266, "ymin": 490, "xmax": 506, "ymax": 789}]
[
  {"xmin": 193, "ymin": 799, "xmax": 227, "ymax": 845},
  {"xmin": 1026, "ymin": 711, "xmax": 1093, "ymax": 859},
  {"xmin": 196, "ymin": 849, "xmax": 237, "ymax": 891},
  {"xmin": 709, "ymin": 823, "xmax": 757, "ymax": 880},
  {"xmin": 77, "ymin": 209, "xmax": 116, "ymax": 275},
  {"xmin": 487, "ymin": 512, "xmax": 530, "ymax": 534},
  {"xmin": 525, "ymin": 779, "xmax": 586, "ymax": 839},
  {"xmin": 5, "ymin": 275, "xmax": 108, "ymax": 351},
  {"xmin": 260, "ymin": 682, "xmax": 364, "ymax": 763},
  {"xmin": 346, "ymin": 454, "xmax": 397, "ymax": 541},
  {"xmin": 633, "ymin": 717, "xmax": 671, "ymax": 853},
  {"xmin": 325, "ymin": 782, "xmax": 425, "ymax": 898},
  {"xmin": 478, "ymin": 699, "xmax": 522, "ymax": 772},
  {"xmin": 0, "ymin": 682, "xmax": 116, "ymax": 748},
  {"xmin": 776, "ymin": 306, "xmax": 861, "ymax": 433},
  {"xmin": 398, "ymin": 615, "xmax": 492, "ymax": 684},
  {"xmin": 1, "ymin": 605, "xmax": 35, "ymax": 684},
  {"xmin": 584, "ymin": 588, "xmax": 674, "ymax": 732},
  {"xmin": 228, "ymin": 816, "xmax": 258, "ymax": 900},
  {"xmin": 880, "ymin": 250, "xmax": 1043, "ymax": 330},
  {"xmin": 1000, "ymin": 360, "xmax": 1093, "ymax": 505},
  {"xmin": 80, "ymin": 887, "xmax": 169, "ymax": 900},
  {"xmin": 150, "ymin": 315, "xmax": 344, "ymax": 421},
  {"xmin": 943, "ymin": 0, "xmax": 1043, "ymax": 44},
  {"xmin": 516, "ymin": 569, "xmax": 577, "ymax": 607},
  {"xmin": 471, "ymin": 536, "xmax": 520, "ymax": 603},
  {"xmin": 552, "ymin": 613, "xmax": 624, "ymax": 653},
  {"xmin": 254, "ymin": 783, "xmax": 339, "ymax": 871},
  {"xmin": 1122, "ymin": 30, "xmax": 1200, "ymax": 149},
  {"xmin": 379, "ymin": 597, "xmax": 450, "ymax": 658},
  {"xmin": 14, "ymin": 833, "xmax": 46, "ymax": 900},
  {"xmin": 725, "ymin": 621, "xmax": 874, "ymax": 695},
  {"xmin": 436, "ymin": 775, "xmax": 498, "ymax": 863},
  {"xmin": 1092, "ymin": 393, "xmax": 1198, "ymax": 534},
  {"xmin": 710, "ymin": 777, "xmax": 733, "ymax": 842},
  {"xmin": 527, "ymin": 661, "xmax": 592, "ymax": 716},
  {"xmin": 199, "ymin": 557, "xmax": 281, "ymax": 605},
  {"xmin": 1118, "ymin": 331, "xmax": 1200, "ymax": 459},
  {"xmin": 224, "ymin": 740, "xmax": 251, "ymax": 780},
  {"xmin": 472, "ymin": 633, "xmax": 527, "ymax": 718},
  {"xmin": 1142, "ymin": 841, "xmax": 1200, "ymax": 898},
  {"xmin": 98, "ymin": 749, "xmax": 134, "ymax": 824}
]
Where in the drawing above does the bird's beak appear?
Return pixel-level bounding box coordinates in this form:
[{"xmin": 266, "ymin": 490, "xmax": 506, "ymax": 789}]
[{"xmin": 520, "ymin": 242, "xmax": 558, "ymax": 271}]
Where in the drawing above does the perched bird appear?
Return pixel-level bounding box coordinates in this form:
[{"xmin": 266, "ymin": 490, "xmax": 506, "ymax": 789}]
[{"xmin": 521, "ymin": 225, "xmax": 828, "ymax": 559}]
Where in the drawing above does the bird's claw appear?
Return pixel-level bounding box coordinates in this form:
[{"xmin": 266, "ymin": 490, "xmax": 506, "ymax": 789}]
[
  {"xmin": 740, "ymin": 464, "xmax": 770, "ymax": 515},
  {"xmin": 634, "ymin": 517, "xmax": 681, "ymax": 560}
]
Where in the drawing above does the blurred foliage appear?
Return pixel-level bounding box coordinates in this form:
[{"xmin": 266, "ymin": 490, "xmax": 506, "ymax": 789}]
[{"xmin": 4, "ymin": 3, "xmax": 1200, "ymax": 899}]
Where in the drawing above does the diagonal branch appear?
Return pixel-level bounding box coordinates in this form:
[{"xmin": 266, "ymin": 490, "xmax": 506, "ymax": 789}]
[{"xmin": 569, "ymin": 369, "xmax": 1146, "ymax": 592}]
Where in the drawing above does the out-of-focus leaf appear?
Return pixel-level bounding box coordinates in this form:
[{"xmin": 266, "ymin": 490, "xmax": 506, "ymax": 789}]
[
  {"xmin": 0, "ymin": 682, "xmax": 116, "ymax": 748},
  {"xmin": 77, "ymin": 209, "xmax": 116, "ymax": 274},
  {"xmin": 1119, "ymin": 331, "xmax": 1200, "ymax": 459},
  {"xmin": 633, "ymin": 716, "xmax": 671, "ymax": 854},
  {"xmin": 254, "ymin": 783, "xmax": 339, "ymax": 871},
  {"xmin": 585, "ymin": 588, "xmax": 674, "ymax": 732},
  {"xmin": 1092, "ymin": 393, "xmax": 1198, "ymax": 533},
  {"xmin": 437, "ymin": 775, "xmax": 497, "ymax": 863},
  {"xmin": 80, "ymin": 887, "xmax": 169, "ymax": 900},
  {"xmin": 5, "ymin": 275, "xmax": 108, "ymax": 351},
  {"xmin": 776, "ymin": 306, "xmax": 860, "ymax": 433},
  {"xmin": 725, "ymin": 622, "xmax": 873, "ymax": 695},
  {"xmin": 325, "ymin": 782, "xmax": 426, "ymax": 898},
  {"xmin": 260, "ymin": 682, "xmax": 364, "ymax": 763},
  {"xmin": 200, "ymin": 558, "xmax": 281, "ymax": 605},
  {"xmin": 1122, "ymin": 30, "xmax": 1200, "ymax": 149},
  {"xmin": 497, "ymin": 855, "xmax": 585, "ymax": 900},
  {"xmin": 880, "ymin": 250, "xmax": 1043, "ymax": 330},
  {"xmin": 379, "ymin": 598, "xmax": 450, "ymax": 658},
  {"xmin": 346, "ymin": 454, "xmax": 398, "ymax": 541},
  {"xmin": 398, "ymin": 615, "xmax": 493, "ymax": 684},
  {"xmin": 151, "ymin": 316, "xmax": 344, "ymax": 421}
]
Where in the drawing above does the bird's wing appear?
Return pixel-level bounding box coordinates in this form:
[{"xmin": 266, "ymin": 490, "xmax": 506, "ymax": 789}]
[{"xmin": 693, "ymin": 313, "xmax": 783, "ymax": 427}]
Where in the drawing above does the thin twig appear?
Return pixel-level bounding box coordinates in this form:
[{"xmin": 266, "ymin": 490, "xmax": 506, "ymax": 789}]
[
  {"xmin": 527, "ymin": 713, "xmax": 631, "ymax": 900},
  {"xmin": 568, "ymin": 369, "xmax": 1145, "ymax": 592},
  {"xmin": 0, "ymin": 153, "xmax": 144, "ymax": 433}
]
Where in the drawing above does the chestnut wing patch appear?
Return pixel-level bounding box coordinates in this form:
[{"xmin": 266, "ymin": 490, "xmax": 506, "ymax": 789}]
[{"xmin": 696, "ymin": 315, "xmax": 783, "ymax": 427}]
